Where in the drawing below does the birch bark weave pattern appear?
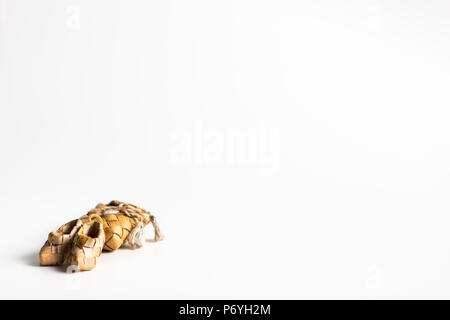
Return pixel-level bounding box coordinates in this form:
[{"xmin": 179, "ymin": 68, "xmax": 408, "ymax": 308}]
[{"xmin": 39, "ymin": 200, "xmax": 164, "ymax": 272}]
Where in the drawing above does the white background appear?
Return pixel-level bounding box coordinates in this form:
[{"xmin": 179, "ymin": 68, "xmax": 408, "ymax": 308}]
[{"xmin": 1, "ymin": 0, "xmax": 450, "ymax": 299}]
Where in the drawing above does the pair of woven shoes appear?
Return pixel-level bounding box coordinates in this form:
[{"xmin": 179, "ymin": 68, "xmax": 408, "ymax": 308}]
[{"xmin": 39, "ymin": 216, "xmax": 105, "ymax": 273}]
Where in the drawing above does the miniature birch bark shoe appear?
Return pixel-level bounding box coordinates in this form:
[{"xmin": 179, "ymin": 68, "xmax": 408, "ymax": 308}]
[
  {"xmin": 39, "ymin": 219, "xmax": 83, "ymax": 266},
  {"xmin": 80, "ymin": 200, "xmax": 164, "ymax": 252},
  {"xmin": 66, "ymin": 215, "xmax": 105, "ymax": 273}
]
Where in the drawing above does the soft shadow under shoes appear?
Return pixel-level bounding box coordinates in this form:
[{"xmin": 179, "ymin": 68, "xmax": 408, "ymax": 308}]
[
  {"xmin": 39, "ymin": 219, "xmax": 83, "ymax": 266},
  {"xmin": 66, "ymin": 215, "xmax": 105, "ymax": 273}
]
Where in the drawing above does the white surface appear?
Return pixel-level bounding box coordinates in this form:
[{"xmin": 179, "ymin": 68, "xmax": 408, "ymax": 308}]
[{"xmin": 1, "ymin": 0, "xmax": 450, "ymax": 299}]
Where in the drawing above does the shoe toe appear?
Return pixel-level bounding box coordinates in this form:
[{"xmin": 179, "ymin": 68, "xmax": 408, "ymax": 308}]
[{"xmin": 66, "ymin": 265, "xmax": 80, "ymax": 273}]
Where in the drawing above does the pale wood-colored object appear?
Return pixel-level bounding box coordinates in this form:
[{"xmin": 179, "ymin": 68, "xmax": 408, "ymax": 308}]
[
  {"xmin": 66, "ymin": 217, "xmax": 105, "ymax": 273},
  {"xmin": 39, "ymin": 219, "xmax": 83, "ymax": 266},
  {"xmin": 39, "ymin": 200, "xmax": 164, "ymax": 272}
]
